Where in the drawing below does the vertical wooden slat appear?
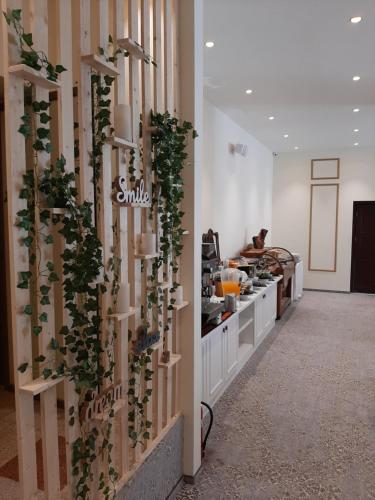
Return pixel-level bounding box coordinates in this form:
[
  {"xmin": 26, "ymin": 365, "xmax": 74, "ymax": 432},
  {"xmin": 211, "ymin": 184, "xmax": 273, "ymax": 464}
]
[
  {"xmin": 164, "ymin": 0, "xmax": 174, "ymax": 112},
  {"xmin": 152, "ymin": 0, "xmax": 164, "ymax": 436},
  {"xmin": 30, "ymin": 2, "xmax": 60, "ymax": 495},
  {"xmin": 49, "ymin": 0, "xmax": 80, "ymax": 494},
  {"xmin": 77, "ymin": 0, "xmax": 94, "ymax": 205},
  {"xmin": 128, "ymin": 0, "xmax": 142, "ymax": 461},
  {"xmin": 141, "ymin": 0, "xmax": 153, "ymax": 449},
  {"xmin": 2, "ymin": 0, "xmax": 38, "ymax": 493},
  {"xmin": 163, "ymin": 0, "xmax": 174, "ymax": 426},
  {"xmin": 114, "ymin": 0, "xmax": 130, "ymax": 475}
]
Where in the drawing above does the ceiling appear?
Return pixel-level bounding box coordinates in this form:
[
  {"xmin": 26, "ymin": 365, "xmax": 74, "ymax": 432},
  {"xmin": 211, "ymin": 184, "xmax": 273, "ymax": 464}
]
[{"xmin": 203, "ymin": 0, "xmax": 375, "ymax": 153}]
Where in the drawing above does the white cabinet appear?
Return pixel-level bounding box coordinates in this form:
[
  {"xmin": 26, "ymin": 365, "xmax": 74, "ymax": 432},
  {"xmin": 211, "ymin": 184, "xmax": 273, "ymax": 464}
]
[
  {"xmin": 201, "ymin": 279, "xmax": 279, "ymax": 408},
  {"xmin": 224, "ymin": 314, "xmax": 239, "ymax": 379},
  {"xmin": 201, "ymin": 314, "xmax": 239, "ymax": 406},
  {"xmin": 208, "ymin": 323, "xmax": 225, "ymax": 402},
  {"xmin": 293, "ymin": 261, "xmax": 303, "ymax": 300},
  {"xmin": 254, "ymin": 282, "xmax": 277, "ymax": 345}
]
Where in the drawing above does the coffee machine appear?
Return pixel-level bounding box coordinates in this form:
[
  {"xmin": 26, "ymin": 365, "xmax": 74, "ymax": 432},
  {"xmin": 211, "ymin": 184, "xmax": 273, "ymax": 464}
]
[{"xmin": 202, "ymin": 229, "xmax": 224, "ymax": 325}]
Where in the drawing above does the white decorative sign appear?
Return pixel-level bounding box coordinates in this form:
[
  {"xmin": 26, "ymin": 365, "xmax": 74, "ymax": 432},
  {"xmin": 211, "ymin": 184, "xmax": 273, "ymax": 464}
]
[{"xmin": 114, "ymin": 176, "xmax": 151, "ymax": 207}]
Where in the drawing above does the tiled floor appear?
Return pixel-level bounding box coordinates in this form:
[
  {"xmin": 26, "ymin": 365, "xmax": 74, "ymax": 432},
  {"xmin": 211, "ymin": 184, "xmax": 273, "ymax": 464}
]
[{"xmin": 177, "ymin": 292, "xmax": 375, "ymax": 499}]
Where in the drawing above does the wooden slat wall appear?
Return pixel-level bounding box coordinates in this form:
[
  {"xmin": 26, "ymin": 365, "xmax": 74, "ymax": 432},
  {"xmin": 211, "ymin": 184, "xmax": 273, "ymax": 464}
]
[{"xmin": 1, "ymin": 0, "xmax": 183, "ymax": 497}]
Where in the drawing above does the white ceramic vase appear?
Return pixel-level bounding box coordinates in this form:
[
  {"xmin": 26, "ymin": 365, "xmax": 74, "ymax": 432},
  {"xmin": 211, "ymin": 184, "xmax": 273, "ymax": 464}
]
[
  {"xmin": 114, "ymin": 104, "xmax": 132, "ymax": 142},
  {"xmin": 116, "ymin": 283, "xmax": 130, "ymax": 313}
]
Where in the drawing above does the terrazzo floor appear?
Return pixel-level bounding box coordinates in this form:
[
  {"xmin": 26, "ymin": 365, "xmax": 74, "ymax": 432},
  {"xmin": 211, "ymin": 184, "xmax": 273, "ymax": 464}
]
[{"xmin": 177, "ymin": 291, "xmax": 375, "ymax": 500}]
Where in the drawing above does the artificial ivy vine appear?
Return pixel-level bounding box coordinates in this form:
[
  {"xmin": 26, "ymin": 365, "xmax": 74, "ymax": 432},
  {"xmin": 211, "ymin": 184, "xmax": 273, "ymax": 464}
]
[
  {"xmin": 5, "ymin": 9, "xmax": 117, "ymax": 499},
  {"xmin": 3, "ymin": 9, "xmax": 66, "ymax": 81},
  {"xmin": 148, "ymin": 111, "xmax": 197, "ymax": 328},
  {"xmin": 124, "ymin": 112, "xmax": 197, "ymax": 447}
]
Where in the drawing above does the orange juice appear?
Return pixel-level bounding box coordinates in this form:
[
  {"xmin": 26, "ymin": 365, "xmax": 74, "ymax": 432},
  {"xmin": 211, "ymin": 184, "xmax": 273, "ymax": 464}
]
[{"xmin": 222, "ymin": 280, "xmax": 241, "ymax": 296}]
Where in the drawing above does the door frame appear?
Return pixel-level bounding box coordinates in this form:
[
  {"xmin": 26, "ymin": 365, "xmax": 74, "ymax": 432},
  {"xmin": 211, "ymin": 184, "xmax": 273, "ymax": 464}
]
[{"xmin": 350, "ymin": 201, "xmax": 375, "ymax": 293}]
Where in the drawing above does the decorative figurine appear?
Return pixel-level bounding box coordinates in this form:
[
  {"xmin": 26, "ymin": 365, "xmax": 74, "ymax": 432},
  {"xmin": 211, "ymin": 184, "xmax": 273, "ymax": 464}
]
[{"xmin": 253, "ymin": 228, "xmax": 268, "ymax": 249}]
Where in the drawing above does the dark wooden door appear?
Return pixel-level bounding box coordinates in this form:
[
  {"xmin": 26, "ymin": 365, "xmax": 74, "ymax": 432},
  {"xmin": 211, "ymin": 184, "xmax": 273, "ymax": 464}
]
[{"xmin": 351, "ymin": 201, "xmax": 375, "ymax": 293}]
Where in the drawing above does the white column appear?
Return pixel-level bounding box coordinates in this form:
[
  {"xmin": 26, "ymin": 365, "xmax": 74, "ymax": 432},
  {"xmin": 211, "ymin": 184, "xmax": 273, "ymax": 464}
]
[{"xmin": 178, "ymin": 0, "xmax": 203, "ymax": 478}]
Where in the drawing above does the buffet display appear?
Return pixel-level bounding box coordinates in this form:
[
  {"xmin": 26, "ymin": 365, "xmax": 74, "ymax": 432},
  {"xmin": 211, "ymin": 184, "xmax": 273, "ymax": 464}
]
[{"xmin": 202, "ymin": 228, "xmax": 297, "ymax": 332}]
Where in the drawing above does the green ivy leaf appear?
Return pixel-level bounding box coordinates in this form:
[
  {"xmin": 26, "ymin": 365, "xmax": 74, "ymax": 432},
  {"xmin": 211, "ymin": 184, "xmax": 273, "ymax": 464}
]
[
  {"xmin": 55, "ymin": 64, "xmax": 67, "ymax": 74},
  {"xmin": 40, "ymin": 285, "xmax": 50, "ymax": 295},
  {"xmin": 39, "ymin": 312, "xmax": 48, "ymax": 323},
  {"xmin": 40, "ymin": 295, "xmax": 50, "ymax": 305},
  {"xmin": 18, "ymin": 362, "xmax": 28, "ymax": 373},
  {"xmin": 48, "ymin": 272, "xmax": 59, "ymax": 283},
  {"xmin": 23, "ymin": 236, "xmax": 33, "ymax": 248},
  {"xmin": 42, "ymin": 368, "xmax": 52, "ymax": 379},
  {"xmin": 39, "ymin": 100, "xmax": 50, "ymax": 111},
  {"xmin": 33, "ymin": 326, "xmax": 42, "ymax": 336},
  {"xmin": 23, "ymin": 304, "xmax": 32, "ymax": 315},
  {"xmin": 22, "ymin": 32, "xmax": 33, "ymax": 46},
  {"xmin": 50, "ymin": 338, "xmax": 59, "ymax": 350},
  {"xmin": 39, "ymin": 112, "xmax": 51, "ymax": 124}
]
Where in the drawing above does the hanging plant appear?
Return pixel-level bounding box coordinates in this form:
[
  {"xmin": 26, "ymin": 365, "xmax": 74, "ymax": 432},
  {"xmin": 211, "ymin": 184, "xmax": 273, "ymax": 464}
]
[
  {"xmin": 6, "ymin": 9, "xmax": 118, "ymax": 499},
  {"xmin": 3, "ymin": 9, "xmax": 66, "ymax": 81},
  {"xmin": 148, "ymin": 111, "xmax": 197, "ymax": 316},
  {"xmin": 125, "ymin": 112, "xmax": 197, "ymax": 447}
]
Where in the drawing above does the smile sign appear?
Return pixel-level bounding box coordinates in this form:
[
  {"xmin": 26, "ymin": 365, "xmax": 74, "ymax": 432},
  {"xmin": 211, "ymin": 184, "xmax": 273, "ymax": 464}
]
[{"xmin": 113, "ymin": 176, "xmax": 151, "ymax": 207}]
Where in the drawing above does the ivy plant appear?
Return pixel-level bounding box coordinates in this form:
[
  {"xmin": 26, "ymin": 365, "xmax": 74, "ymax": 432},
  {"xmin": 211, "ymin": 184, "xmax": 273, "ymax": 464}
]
[{"xmin": 3, "ymin": 9, "xmax": 66, "ymax": 81}]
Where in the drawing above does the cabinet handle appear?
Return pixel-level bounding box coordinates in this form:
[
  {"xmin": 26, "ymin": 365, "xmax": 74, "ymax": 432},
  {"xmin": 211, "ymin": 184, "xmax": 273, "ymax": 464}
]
[{"xmin": 263, "ymin": 294, "xmax": 266, "ymax": 299}]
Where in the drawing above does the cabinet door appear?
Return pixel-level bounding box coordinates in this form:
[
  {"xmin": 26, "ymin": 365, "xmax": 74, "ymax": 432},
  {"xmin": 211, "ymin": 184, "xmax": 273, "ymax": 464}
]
[
  {"xmin": 208, "ymin": 326, "xmax": 225, "ymax": 402},
  {"xmin": 268, "ymin": 283, "xmax": 277, "ymax": 322},
  {"xmin": 254, "ymin": 295, "xmax": 264, "ymax": 341},
  {"xmin": 225, "ymin": 314, "xmax": 239, "ymax": 378},
  {"xmin": 201, "ymin": 337, "xmax": 209, "ymax": 403}
]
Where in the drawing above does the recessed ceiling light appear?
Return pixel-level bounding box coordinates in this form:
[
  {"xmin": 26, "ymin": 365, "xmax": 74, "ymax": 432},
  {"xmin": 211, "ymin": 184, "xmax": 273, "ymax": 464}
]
[
  {"xmin": 205, "ymin": 41, "xmax": 214, "ymax": 48},
  {"xmin": 268, "ymin": 116, "xmax": 275, "ymax": 120},
  {"xmin": 353, "ymin": 76, "xmax": 361, "ymax": 81},
  {"xmin": 350, "ymin": 16, "xmax": 362, "ymax": 24},
  {"xmin": 353, "ymin": 108, "xmax": 360, "ymax": 112},
  {"xmin": 284, "ymin": 134, "xmax": 289, "ymax": 138},
  {"xmin": 294, "ymin": 146, "xmax": 299, "ymax": 150},
  {"xmin": 245, "ymin": 89, "xmax": 253, "ymax": 95},
  {"xmin": 354, "ymin": 142, "xmax": 359, "ymax": 146},
  {"xmin": 354, "ymin": 128, "xmax": 359, "ymax": 132}
]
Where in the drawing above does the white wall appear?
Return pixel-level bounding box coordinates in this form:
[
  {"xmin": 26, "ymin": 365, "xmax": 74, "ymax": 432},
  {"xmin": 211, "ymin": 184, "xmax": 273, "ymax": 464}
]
[
  {"xmin": 272, "ymin": 148, "xmax": 375, "ymax": 291},
  {"xmin": 202, "ymin": 99, "xmax": 274, "ymax": 258}
]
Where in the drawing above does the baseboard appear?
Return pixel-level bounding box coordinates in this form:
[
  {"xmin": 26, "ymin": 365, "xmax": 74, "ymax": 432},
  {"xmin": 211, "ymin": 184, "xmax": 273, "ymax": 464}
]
[{"xmin": 303, "ymin": 288, "xmax": 350, "ymax": 294}]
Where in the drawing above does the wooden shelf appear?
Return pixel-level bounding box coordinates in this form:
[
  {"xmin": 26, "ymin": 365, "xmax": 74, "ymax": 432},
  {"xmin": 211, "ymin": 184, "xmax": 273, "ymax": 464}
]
[
  {"xmin": 51, "ymin": 207, "xmax": 68, "ymax": 215},
  {"xmin": 93, "ymin": 399, "xmax": 126, "ymax": 422},
  {"xmin": 108, "ymin": 136, "xmax": 138, "ymax": 150},
  {"xmin": 117, "ymin": 37, "xmax": 145, "ymax": 59},
  {"xmin": 20, "ymin": 374, "xmax": 63, "ymax": 396},
  {"xmin": 9, "ymin": 64, "xmax": 61, "ymax": 90},
  {"xmin": 135, "ymin": 253, "xmax": 159, "ymax": 260},
  {"xmin": 158, "ymin": 353, "xmax": 181, "ymax": 369},
  {"xmin": 239, "ymin": 317, "xmax": 254, "ymax": 335},
  {"xmin": 147, "ymin": 281, "xmax": 170, "ymax": 292},
  {"xmin": 173, "ymin": 301, "xmax": 189, "ymax": 311},
  {"xmin": 107, "ymin": 307, "xmax": 138, "ymax": 321},
  {"xmin": 81, "ymin": 54, "xmax": 120, "ymax": 77}
]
